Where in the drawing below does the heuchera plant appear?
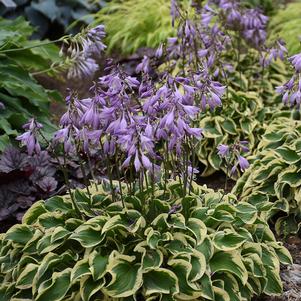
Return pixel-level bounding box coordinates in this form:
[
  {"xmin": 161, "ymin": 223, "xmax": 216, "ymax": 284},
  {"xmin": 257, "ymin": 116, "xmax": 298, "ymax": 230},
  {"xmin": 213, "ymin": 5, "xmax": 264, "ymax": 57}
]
[{"xmin": 0, "ymin": 147, "xmax": 57, "ymax": 221}]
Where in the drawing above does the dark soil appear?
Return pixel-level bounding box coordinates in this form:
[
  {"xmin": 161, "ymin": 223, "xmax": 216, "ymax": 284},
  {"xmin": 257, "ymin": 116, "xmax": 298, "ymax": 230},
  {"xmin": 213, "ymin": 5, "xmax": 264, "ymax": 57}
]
[
  {"xmin": 0, "ymin": 217, "xmax": 17, "ymax": 233},
  {"xmin": 198, "ymin": 171, "xmax": 235, "ymax": 193}
]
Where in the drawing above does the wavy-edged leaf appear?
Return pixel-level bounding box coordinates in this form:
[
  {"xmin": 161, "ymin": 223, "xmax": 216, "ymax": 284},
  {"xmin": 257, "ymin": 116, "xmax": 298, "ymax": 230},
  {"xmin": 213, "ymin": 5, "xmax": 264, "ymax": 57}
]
[
  {"xmin": 70, "ymin": 224, "xmax": 104, "ymax": 248},
  {"xmin": 213, "ymin": 230, "xmax": 247, "ymax": 251},
  {"xmin": 143, "ymin": 268, "xmax": 179, "ymax": 296},
  {"xmin": 35, "ymin": 268, "xmax": 71, "ymax": 301},
  {"xmin": 104, "ymin": 259, "xmax": 143, "ymax": 298},
  {"xmin": 210, "ymin": 251, "xmax": 248, "ymax": 285},
  {"xmin": 16, "ymin": 263, "xmax": 38, "ymax": 289},
  {"xmin": 89, "ymin": 251, "xmax": 108, "ymax": 281},
  {"xmin": 71, "ymin": 258, "xmax": 91, "ymax": 282}
]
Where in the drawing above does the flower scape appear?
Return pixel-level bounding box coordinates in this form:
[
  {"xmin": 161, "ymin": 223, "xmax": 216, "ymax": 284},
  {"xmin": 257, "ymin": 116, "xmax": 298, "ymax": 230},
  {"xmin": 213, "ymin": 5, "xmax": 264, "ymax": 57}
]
[{"xmin": 0, "ymin": 0, "xmax": 301, "ymax": 300}]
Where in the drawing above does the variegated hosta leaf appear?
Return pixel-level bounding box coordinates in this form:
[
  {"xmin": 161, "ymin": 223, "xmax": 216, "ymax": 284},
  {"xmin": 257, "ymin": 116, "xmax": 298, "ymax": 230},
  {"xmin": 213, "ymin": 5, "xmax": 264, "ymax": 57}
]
[
  {"xmin": 143, "ymin": 268, "xmax": 179, "ymax": 296},
  {"xmin": 210, "ymin": 251, "xmax": 248, "ymax": 285},
  {"xmin": 0, "ymin": 182, "xmax": 292, "ymax": 301},
  {"xmin": 103, "ymin": 259, "xmax": 143, "ymax": 298},
  {"xmin": 35, "ymin": 268, "xmax": 72, "ymax": 301},
  {"xmin": 213, "ymin": 229, "xmax": 247, "ymax": 251},
  {"xmin": 15, "ymin": 263, "xmax": 39, "ymax": 290}
]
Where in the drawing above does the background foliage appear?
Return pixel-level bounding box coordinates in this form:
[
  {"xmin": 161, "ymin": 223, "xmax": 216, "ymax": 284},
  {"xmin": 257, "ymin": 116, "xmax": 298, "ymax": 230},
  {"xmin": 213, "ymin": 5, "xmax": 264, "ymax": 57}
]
[
  {"xmin": 0, "ymin": 0, "xmax": 106, "ymax": 39},
  {"xmin": 269, "ymin": 2, "xmax": 301, "ymax": 55},
  {"xmin": 93, "ymin": 0, "xmax": 178, "ymax": 55},
  {"xmin": 0, "ymin": 17, "xmax": 62, "ymax": 150}
]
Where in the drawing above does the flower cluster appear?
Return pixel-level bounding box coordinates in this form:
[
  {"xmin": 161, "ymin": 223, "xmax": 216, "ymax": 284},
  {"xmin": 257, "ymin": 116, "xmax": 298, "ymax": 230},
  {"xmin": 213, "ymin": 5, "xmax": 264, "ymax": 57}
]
[
  {"xmin": 217, "ymin": 0, "xmax": 269, "ymax": 48},
  {"xmin": 64, "ymin": 25, "xmax": 106, "ymax": 79},
  {"xmin": 260, "ymin": 39, "xmax": 288, "ymax": 67},
  {"xmin": 16, "ymin": 118, "xmax": 42, "ymax": 156},
  {"xmin": 240, "ymin": 8, "xmax": 268, "ymax": 48},
  {"xmin": 144, "ymin": 2, "xmax": 229, "ymax": 113},
  {"xmin": 217, "ymin": 141, "xmax": 250, "ymax": 175},
  {"xmin": 276, "ymin": 52, "xmax": 301, "ymax": 108},
  {"xmin": 34, "ymin": 63, "xmax": 203, "ymax": 192}
]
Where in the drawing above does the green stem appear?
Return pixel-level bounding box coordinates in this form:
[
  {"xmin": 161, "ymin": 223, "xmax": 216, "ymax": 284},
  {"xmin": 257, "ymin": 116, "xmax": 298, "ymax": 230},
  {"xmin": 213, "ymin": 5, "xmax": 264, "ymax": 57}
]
[
  {"xmin": 30, "ymin": 62, "xmax": 64, "ymax": 76},
  {"xmin": 188, "ymin": 139, "xmax": 196, "ymax": 195},
  {"xmin": 38, "ymin": 129, "xmax": 83, "ymax": 219},
  {"xmin": 87, "ymin": 154, "xmax": 99, "ymax": 192},
  {"xmin": 115, "ymin": 154, "xmax": 126, "ymax": 209},
  {"xmin": 74, "ymin": 141, "xmax": 91, "ymax": 199},
  {"xmin": 99, "ymin": 139, "xmax": 116, "ymax": 201},
  {"xmin": 0, "ymin": 38, "xmax": 65, "ymax": 54},
  {"xmin": 62, "ymin": 152, "xmax": 84, "ymax": 219}
]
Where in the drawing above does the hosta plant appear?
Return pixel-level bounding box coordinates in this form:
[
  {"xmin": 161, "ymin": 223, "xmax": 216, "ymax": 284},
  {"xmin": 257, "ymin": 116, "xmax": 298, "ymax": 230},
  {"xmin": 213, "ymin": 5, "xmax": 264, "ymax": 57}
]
[
  {"xmin": 196, "ymin": 89, "xmax": 265, "ymax": 177},
  {"xmin": 0, "ymin": 181, "xmax": 292, "ymax": 301},
  {"xmin": 195, "ymin": 56, "xmax": 288, "ymax": 177},
  {"xmin": 233, "ymin": 116, "xmax": 301, "ymax": 236}
]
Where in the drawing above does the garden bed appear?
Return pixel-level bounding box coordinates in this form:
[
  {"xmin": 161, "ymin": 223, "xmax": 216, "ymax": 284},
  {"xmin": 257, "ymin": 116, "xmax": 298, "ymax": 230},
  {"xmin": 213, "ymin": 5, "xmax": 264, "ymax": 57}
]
[{"xmin": 1, "ymin": 0, "xmax": 301, "ymax": 300}]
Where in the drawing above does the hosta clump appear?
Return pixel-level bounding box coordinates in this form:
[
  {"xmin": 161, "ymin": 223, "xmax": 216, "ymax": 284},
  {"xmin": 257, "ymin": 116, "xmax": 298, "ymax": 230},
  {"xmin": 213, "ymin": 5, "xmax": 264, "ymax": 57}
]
[
  {"xmin": 196, "ymin": 89, "xmax": 265, "ymax": 177},
  {"xmin": 233, "ymin": 117, "xmax": 301, "ymax": 235},
  {"xmin": 0, "ymin": 181, "xmax": 292, "ymax": 301}
]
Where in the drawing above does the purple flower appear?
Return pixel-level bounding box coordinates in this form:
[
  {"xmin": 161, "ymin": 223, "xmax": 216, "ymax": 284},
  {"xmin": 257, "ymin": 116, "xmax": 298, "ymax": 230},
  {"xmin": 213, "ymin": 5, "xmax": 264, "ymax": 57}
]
[
  {"xmin": 201, "ymin": 4, "xmax": 215, "ymax": 27},
  {"xmin": 16, "ymin": 132, "xmax": 41, "ymax": 156},
  {"xmin": 16, "ymin": 118, "xmax": 42, "ymax": 156},
  {"xmin": 81, "ymin": 103, "xmax": 100, "ymax": 129},
  {"xmin": 170, "ymin": 0, "xmax": 179, "ymax": 27},
  {"xmin": 196, "ymin": 74, "xmax": 225, "ymax": 111},
  {"xmin": 217, "ymin": 144, "xmax": 230, "ymax": 158},
  {"xmin": 136, "ymin": 56, "xmax": 150, "ymax": 74},
  {"xmin": 261, "ymin": 39, "xmax": 288, "ymax": 67},
  {"xmin": 230, "ymin": 165, "xmax": 237, "ymax": 176},
  {"xmin": 64, "ymin": 24, "xmax": 106, "ymax": 79},
  {"xmin": 125, "ymin": 76, "xmax": 140, "ymax": 88},
  {"xmin": 219, "ymin": 0, "xmax": 242, "ymax": 27},
  {"xmin": 84, "ymin": 25, "xmax": 106, "ymax": 56},
  {"xmin": 155, "ymin": 44, "xmax": 164, "ymax": 58},
  {"xmin": 289, "ymin": 52, "xmax": 301, "ymax": 72},
  {"xmin": 239, "ymin": 141, "xmax": 249, "ymax": 153},
  {"xmin": 23, "ymin": 118, "xmax": 43, "ymax": 131},
  {"xmin": 241, "ymin": 9, "xmax": 268, "ymax": 48},
  {"xmin": 238, "ymin": 155, "xmax": 249, "ymax": 172},
  {"xmin": 67, "ymin": 56, "xmax": 99, "ymax": 79}
]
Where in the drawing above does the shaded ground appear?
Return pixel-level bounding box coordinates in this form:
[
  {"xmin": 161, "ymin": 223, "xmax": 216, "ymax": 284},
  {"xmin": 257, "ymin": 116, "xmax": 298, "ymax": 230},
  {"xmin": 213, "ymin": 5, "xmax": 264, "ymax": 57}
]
[
  {"xmin": 198, "ymin": 171, "xmax": 235, "ymax": 193},
  {"xmin": 0, "ymin": 217, "xmax": 17, "ymax": 234}
]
